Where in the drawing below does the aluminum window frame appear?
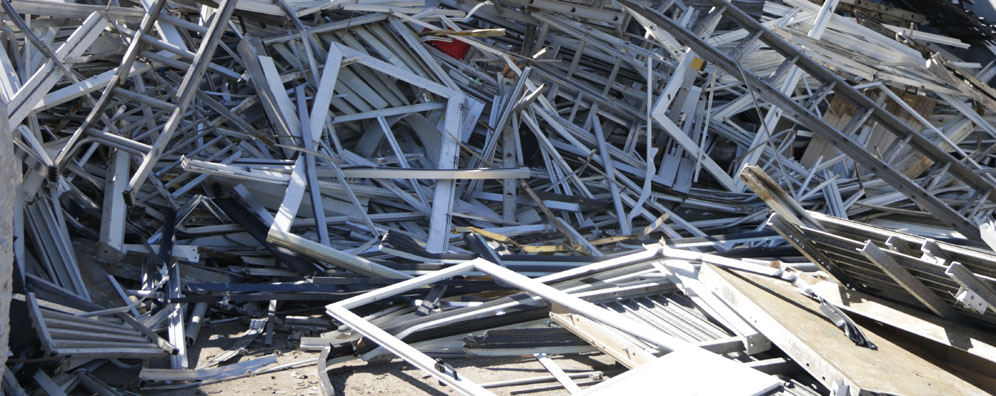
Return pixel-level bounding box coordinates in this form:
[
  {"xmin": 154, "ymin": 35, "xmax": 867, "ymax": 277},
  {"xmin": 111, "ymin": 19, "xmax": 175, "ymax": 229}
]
[{"xmin": 325, "ymin": 256, "xmax": 775, "ymax": 396}]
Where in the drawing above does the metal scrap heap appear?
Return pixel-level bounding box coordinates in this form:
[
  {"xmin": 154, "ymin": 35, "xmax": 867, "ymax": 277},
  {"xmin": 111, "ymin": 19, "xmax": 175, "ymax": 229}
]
[{"xmin": 4, "ymin": 0, "xmax": 996, "ymax": 394}]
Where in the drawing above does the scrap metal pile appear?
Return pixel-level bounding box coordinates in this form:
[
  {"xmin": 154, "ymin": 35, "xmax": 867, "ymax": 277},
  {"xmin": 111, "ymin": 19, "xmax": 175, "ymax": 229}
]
[{"xmin": 5, "ymin": 0, "xmax": 996, "ymax": 394}]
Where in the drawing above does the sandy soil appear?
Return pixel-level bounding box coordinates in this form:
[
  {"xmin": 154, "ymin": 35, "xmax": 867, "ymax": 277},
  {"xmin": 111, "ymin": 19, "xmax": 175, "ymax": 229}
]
[{"xmin": 113, "ymin": 320, "xmax": 618, "ymax": 396}]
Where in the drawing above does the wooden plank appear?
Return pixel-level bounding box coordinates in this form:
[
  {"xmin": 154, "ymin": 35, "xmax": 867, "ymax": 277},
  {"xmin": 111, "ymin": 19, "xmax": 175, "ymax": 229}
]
[
  {"xmin": 803, "ymin": 274, "xmax": 996, "ymax": 366},
  {"xmin": 799, "ymin": 94, "xmax": 860, "ymax": 168},
  {"xmin": 867, "ymin": 89, "xmax": 936, "ymax": 177},
  {"xmin": 550, "ymin": 304, "xmax": 657, "ymax": 369},
  {"xmin": 699, "ymin": 264, "xmax": 990, "ymax": 396}
]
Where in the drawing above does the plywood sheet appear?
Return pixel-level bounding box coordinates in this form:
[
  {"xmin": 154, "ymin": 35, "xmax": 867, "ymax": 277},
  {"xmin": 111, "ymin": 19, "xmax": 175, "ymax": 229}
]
[{"xmin": 700, "ymin": 264, "xmax": 990, "ymax": 396}]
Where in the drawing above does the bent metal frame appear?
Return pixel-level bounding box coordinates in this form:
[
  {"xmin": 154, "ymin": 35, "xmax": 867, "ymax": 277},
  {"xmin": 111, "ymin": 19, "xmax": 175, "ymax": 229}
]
[{"xmin": 324, "ymin": 257, "xmax": 780, "ymax": 396}]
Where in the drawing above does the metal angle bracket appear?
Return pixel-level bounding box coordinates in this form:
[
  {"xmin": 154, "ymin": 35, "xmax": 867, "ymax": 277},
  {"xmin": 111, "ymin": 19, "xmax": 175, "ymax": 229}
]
[
  {"xmin": 945, "ymin": 262, "xmax": 996, "ymax": 314},
  {"xmin": 954, "ymin": 286, "xmax": 988, "ymax": 314}
]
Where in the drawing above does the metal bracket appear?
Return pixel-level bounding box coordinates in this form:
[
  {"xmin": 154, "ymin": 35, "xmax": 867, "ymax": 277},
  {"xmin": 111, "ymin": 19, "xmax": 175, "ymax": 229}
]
[
  {"xmin": 434, "ymin": 359, "xmax": 459, "ymax": 381},
  {"xmin": 954, "ymin": 287, "xmax": 988, "ymax": 314}
]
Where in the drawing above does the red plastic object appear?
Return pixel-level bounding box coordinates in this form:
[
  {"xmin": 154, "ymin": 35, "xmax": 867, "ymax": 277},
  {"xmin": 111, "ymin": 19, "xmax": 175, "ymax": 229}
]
[{"xmin": 425, "ymin": 28, "xmax": 471, "ymax": 60}]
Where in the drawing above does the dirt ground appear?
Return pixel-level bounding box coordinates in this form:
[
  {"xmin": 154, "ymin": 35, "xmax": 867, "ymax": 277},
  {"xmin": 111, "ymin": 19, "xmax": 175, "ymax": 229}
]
[{"xmin": 111, "ymin": 320, "xmax": 619, "ymax": 396}]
